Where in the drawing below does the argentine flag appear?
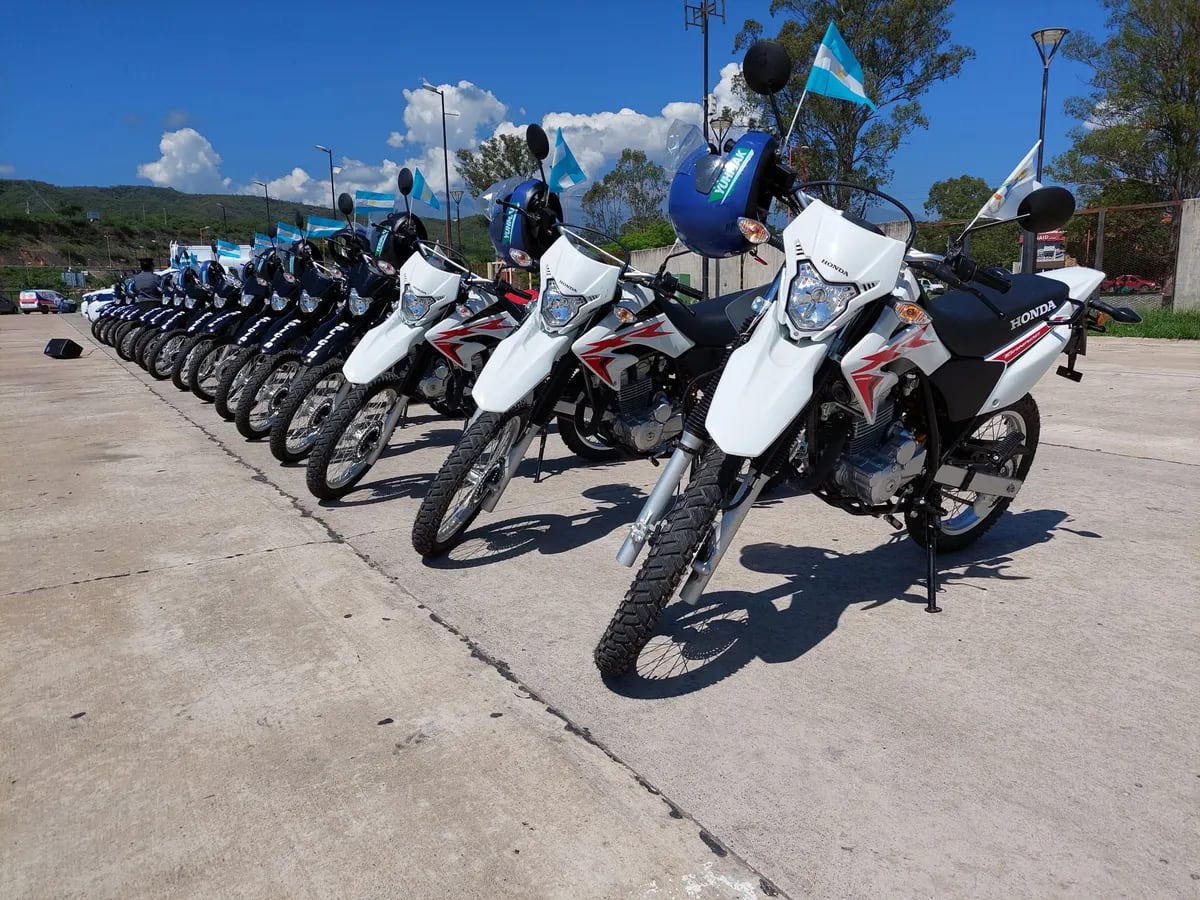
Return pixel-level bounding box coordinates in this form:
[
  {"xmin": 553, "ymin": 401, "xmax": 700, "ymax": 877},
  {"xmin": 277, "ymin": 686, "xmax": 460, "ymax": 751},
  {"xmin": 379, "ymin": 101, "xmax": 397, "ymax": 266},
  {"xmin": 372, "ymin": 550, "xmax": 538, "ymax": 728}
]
[
  {"xmin": 412, "ymin": 169, "xmax": 441, "ymax": 210},
  {"xmin": 355, "ymin": 190, "xmax": 395, "ymax": 214},
  {"xmin": 276, "ymin": 222, "xmax": 304, "ymax": 244},
  {"xmin": 306, "ymin": 216, "xmax": 344, "ymax": 239},
  {"xmin": 216, "ymin": 239, "xmax": 241, "ymax": 260},
  {"xmin": 805, "ymin": 22, "xmax": 875, "ymax": 110},
  {"xmin": 254, "ymin": 233, "xmax": 273, "ymax": 253},
  {"xmin": 975, "ymin": 141, "xmax": 1041, "ymax": 222},
  {"xmin": 548, "ymin": 128, "xmax": 587, "ymax": 191}
]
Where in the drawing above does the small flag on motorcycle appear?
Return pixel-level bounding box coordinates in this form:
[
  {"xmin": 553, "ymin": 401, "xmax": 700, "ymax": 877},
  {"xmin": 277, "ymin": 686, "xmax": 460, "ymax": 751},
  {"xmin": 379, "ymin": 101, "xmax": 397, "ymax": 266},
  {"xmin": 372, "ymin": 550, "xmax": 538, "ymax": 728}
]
[
  {"xmin": 276, "ymin": 222, "xmax": 304, "ymax": 244},
  {"xmin": 355, "ymin": 190, "xmax": 395, "ymax": 213},
  {"xmin": 548, "ymin": 129, "xmax": 588, "ymax": 191},
  {"xmin": 305, "ymin": 216, "xmax": 343, "ymax": 239},
  {"xmin": 975, "ymin": 142, "xmax": 1042, "ymax": 222},
  {"xmin": 254, "ymin": 233, "xmax": 273, "ymax": 253},
  {"xmin": 805, "ymin": 22, "xmax": 876, "ymax": 110},
  {"xmin": 412, "ymin": 169, "xmax": 441, "ymax": 210},
  {"xmin": 216, "ymin": 239, "xmax": 241, "ymax": 260}
]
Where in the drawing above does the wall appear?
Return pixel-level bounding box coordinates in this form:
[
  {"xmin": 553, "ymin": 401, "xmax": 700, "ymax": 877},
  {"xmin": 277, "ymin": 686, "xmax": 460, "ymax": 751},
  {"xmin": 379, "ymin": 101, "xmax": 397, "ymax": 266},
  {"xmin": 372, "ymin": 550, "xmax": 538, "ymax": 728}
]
[
  {"xmin": 629, "ymin": 244, "xmax": 784, "ymax": 296},
  {"xmin": 1173, "ymin": 198, "xmax": 1200, "ymax": 312}
]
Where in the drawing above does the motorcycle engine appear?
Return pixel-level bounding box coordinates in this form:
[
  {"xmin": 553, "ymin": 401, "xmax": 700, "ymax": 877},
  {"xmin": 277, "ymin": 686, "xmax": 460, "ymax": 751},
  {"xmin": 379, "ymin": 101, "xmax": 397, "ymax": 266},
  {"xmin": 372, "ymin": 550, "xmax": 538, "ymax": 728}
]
[
  {"xmin": 832, "ymin": 397, "xmax": 927, "ymax": 506},
  {"xmin": 418, "ymin": 359, "xmax": 452, "ymax": 402},
  {"xmin": 608, "ymin": 359, "xmax": 682, "ymax": 454}
]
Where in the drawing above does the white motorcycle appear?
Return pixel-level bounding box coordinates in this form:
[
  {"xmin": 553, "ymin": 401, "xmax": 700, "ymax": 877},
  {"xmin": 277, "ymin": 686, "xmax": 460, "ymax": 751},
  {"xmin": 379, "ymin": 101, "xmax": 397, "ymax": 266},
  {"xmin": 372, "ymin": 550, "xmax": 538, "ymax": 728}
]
[{"xmin": 593, "ymin": 40, "xmax": 1143, "ymax": 676}]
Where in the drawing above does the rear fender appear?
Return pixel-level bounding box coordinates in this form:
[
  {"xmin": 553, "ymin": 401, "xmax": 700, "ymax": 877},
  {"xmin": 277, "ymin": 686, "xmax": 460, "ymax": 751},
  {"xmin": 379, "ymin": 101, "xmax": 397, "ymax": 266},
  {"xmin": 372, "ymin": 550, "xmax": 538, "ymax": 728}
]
[
  {"xmin": 981, "ymin": 323, "xmax": 1071, "ymax": 412},
  {"xmin": 342, "ymin": 308, "xmax": 428, "ymax": 385},
  {"xmin": 1037, "ymin": 266, "xmax": 1105, "ymax": 301},
  {"xmin": 471, "ymin": 316, "xmax": 574, "ymax": 413},
  {"xmin": 707, "ymin": 317, "xmax": 829, "ymax": 458}
]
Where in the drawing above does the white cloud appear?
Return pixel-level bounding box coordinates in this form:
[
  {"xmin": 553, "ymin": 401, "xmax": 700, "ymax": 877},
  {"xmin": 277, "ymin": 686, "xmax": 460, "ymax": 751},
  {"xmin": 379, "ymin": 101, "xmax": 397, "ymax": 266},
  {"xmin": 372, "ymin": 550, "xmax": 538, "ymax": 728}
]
[
  {"xmin": 136, "ymin": 128, "xmax": 231, "ymax": 192},
  {"xmin": 400, "ymin": 80, "xmax": 507, "ymax": 149},
  {"xmin": 0, "ymin": 163, "xmax": 14, "ymax": 177},
  {"xmin": 386, "ymin": 131, "xmax": 405, "ymax": 148}
]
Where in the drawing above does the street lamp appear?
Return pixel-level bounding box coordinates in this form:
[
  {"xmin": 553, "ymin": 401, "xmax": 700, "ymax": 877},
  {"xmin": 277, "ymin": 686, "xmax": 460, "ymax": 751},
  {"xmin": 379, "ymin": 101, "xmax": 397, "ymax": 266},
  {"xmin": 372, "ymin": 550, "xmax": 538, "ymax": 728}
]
[
  {"xmin": 1023, "ymin": 26, "xmax": 1070, "ymax": 273},
  {"xmin": 450, "ymin": 189, "xmax": 464, "ymax": 251},
  {"xmin": 217, "ymin": 202, "xmax": 228, "ymax": 231},
  {"xmin": 104, "ymin": 234, "xmax": 113, "ymax": 268},
  {"xmin": 710, "ymin": 114, "xmax": 732, "ymax": 149},
  {"xmin": 422, "ymin": 83, "xmax": 455, "ymax": 249},
  {"xmin": 315, "ymin": 144, "xmax": 336, "ymax": 214},
  {"xmin": 252, "ymin": 180, "xmax": 272, "ymax": 233}
]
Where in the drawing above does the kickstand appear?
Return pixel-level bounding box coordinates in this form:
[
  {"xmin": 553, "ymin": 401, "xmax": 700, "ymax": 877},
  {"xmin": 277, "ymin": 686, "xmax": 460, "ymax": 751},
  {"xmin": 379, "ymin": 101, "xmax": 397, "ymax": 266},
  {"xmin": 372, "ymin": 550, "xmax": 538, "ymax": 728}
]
[
  {"xmin": 533, "ymin": 431, "xmax": 548, "ymax": 484},
  {"xmin": 923, "ymin": 488, "xmax": 943, "ymax": 613}
]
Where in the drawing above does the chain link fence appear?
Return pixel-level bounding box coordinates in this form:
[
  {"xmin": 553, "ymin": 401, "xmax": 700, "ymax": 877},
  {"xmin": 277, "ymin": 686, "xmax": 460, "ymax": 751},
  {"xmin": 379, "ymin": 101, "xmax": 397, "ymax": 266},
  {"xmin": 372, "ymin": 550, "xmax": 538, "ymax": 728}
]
[{"xmin": 1065, "ymin": 202, "xmax": 1181, "ymax": 311}]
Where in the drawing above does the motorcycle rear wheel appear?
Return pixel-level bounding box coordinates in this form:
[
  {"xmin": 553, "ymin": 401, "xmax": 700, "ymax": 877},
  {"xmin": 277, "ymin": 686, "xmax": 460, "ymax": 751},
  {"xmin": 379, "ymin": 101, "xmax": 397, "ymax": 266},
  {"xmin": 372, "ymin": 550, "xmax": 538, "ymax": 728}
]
[{"xmin": 269, "ymin": 357, "xmax": 345, "ymax": 464}]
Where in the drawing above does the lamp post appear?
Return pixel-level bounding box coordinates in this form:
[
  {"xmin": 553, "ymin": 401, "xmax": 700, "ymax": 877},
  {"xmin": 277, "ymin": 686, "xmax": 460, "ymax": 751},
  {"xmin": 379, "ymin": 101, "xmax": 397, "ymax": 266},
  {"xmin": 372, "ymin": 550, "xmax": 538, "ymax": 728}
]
[
  {"xmin": 422, "ymin": 83, "xmax": 455, "ymax": 249},
  {"xmin": 1023, "ymin": 26, "xmax": 1070, "ymax": 274},
  {"xmin": 710, "ymin": 114, "xmax": 732, "ymax": 150},
  {"xmin": 315, "ymin": 144, "xmax": 336, "ymax": 213},
  {"xmin": 217, "ymin": 202, "xmax": 228, "ymax": 231},
  {"xmin": 104, "ymin": 234, "xmax": 113, "ymax": 268},
  {"xmin": 450, "ymin": 190, "xmax": 464, "ymax": 251},
  {"xmin": 252, "ymin": 180, "xmax": 272, "ymax": 233}
]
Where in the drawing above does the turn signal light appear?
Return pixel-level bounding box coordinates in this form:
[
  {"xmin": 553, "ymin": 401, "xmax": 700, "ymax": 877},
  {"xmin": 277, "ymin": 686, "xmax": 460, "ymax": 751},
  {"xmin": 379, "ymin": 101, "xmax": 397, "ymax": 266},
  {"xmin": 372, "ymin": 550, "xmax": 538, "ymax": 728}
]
[
  {"xmin": 1094, "ymin": 311, "xmax": 1110, "ymax": 327},
  {"xmin": 614, "ymin": 305, "xmax": 637, "ymax": 324},
  {"xmin": 737, "ymin": 217, "xmax": 770, "ymax": 244},
  {"xmin": 893, "ymin": 301, "xmax": 932, "ymax": 326}
]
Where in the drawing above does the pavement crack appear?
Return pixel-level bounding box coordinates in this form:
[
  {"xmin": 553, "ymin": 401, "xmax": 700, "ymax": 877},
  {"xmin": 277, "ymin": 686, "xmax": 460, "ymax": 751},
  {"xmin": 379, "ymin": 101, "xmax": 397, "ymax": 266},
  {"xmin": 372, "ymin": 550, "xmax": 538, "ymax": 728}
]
[{"xmin": 1041, "ymin": 441, "xmax": 1199, "ymax": 467}]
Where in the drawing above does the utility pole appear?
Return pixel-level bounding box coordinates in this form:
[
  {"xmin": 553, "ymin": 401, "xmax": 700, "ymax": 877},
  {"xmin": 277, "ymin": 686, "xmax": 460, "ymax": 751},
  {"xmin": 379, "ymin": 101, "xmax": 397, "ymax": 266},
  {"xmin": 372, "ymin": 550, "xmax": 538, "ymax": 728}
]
[{"xmin": 685, "ymin": 0, "xmax": 725, "ymax": 297}]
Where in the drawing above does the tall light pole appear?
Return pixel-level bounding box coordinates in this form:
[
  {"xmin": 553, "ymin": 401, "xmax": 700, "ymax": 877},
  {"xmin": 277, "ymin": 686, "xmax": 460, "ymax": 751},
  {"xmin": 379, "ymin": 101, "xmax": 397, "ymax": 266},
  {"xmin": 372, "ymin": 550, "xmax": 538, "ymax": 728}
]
[
  {"xmin": 315, "ymin": 144, "xmax": 336, "ymax": 214},
  {"xmin": 217, "ymin": 202, "xmax": 228, "ymax": 231},
  {"xmin": 1023, "ymin": 27, "xmax": 1069, "ymax": 274},
  {"xmin": 422, "ymin": 83, "xmax": 455, "ymax": 249},
  {"xmin": 685, "ymin": 0, "xmax": 726, "ymax": 297},
  {"xmin": 450, "ymin": 190, "xmax": 464, "ymax": 251},
  {"xmin": 252, "ymin": 180, "xmax": 272, "ymax": 233},
  {"xmin": 104, "ymin": 234, "xmax": 113, "ymax": 268}
]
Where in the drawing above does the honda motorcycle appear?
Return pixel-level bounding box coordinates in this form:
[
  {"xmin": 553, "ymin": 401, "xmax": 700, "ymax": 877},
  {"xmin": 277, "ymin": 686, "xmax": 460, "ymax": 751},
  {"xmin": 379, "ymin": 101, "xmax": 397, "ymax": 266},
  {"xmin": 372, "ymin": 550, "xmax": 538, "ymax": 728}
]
[
  {"xmin": 593, "ymin": 40, "xmax": 1143, "ymax": 676},
  {"xmin": 187, "ymin": 257, "xmax": 277, "ymax": 403}
]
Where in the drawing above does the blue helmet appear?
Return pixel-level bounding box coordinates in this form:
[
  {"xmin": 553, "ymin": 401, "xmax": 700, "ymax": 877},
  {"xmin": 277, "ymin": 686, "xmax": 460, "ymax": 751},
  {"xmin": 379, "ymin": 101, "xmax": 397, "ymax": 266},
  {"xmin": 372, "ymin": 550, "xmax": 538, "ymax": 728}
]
[
  {"xmin": 486, "ymin": 178, "xmax": 562, "ymax": 270},
  {"xmin": 668, "ymin": 130, "xmax": 779, "ymax": 258}
]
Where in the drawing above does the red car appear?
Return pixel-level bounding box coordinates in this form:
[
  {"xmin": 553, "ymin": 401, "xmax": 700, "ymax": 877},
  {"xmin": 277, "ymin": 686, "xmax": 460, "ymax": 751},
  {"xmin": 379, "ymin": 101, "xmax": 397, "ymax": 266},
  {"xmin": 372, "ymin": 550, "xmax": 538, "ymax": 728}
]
[{"xmin": 1101, "ymin": 274, "xmax": 1159, "ymax": 294}]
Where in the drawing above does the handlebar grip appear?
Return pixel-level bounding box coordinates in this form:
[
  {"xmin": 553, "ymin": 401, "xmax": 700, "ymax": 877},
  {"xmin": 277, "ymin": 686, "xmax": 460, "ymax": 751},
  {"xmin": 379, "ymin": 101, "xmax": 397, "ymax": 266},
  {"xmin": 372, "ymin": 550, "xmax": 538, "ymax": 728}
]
[
  {"xmin": 950, "ymin": 254, "xmax": 1011, "ymax": 293},
  {"xmin": 675, "ymin": 282, "xmax": 704, "ymax": 300}
]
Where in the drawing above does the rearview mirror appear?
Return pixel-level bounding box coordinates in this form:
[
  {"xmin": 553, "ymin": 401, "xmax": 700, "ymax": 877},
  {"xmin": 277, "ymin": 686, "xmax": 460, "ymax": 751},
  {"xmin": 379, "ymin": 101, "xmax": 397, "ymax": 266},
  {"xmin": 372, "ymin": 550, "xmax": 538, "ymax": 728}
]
[
  {"xmin": 397, "ymin": 168, "xmax": 414, "ymax": 196},
  {"xmin": 526, "ymin": 124, "xmax": 550, "ymax": 162},
  {"xmin": 1017, "ymin": 186, "xmax": 1075, "ymax": 233},
  {"xmin": 337, "ymin": 192, "xmax": 355, "ymax": 217},
  {"xmin": 294, "ymin": 210, "xmax": 305, "ymax": 229},
  {"xmin": 267, "ymin": 224, "xmax": 277, "ymax": 238},
  {"xmin": 742, "ymin": 40, "xmax": 792, "ymax": 96}
]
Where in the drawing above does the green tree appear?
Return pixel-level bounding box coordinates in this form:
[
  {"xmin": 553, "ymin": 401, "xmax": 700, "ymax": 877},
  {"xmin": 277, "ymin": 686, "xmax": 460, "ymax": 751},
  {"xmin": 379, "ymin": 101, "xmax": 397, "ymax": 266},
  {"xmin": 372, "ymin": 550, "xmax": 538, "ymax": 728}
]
[
  {"xmin": 581, "ymin": 149, "xmax": 669, "ymax": 236},
  {"xmin": 1049, "ymin": 0, "xmax": 1200, "ymax": 203},
  {"xmin": 735, "ymin": 0, "xmax": 973, "ymax": 209},
  {"xmin": 918, "ymin": 175, "xmax": 1021, "ymax": 269},
  {"xmin": 924, "ymin": 175, "xmax": 990, "ymax": 220},
  {"xmin": 453, "ymin": 134, "xmax": 539, "ymax": 197}
]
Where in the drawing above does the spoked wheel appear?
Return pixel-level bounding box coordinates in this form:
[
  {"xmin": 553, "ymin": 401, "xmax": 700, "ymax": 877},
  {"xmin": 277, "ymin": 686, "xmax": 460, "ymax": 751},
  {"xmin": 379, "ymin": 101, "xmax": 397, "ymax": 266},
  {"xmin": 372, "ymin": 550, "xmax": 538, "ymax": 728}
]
[
  {"xmin": 594, "ymin": 444, "xmax": 740, "ymax": 677},
  {"xmin": 100, "ymin": 319, "xmax": 122, "ymax": 345},
  {"xmin": 214, "ymin": 348, "xmax": 263, "ymax": 421},
  {"xmin": 906, "ymin": 394, "xmax": 1041, "ymax": 552},
  {"xmin": 235, "ymin": 351, "xmax": 303, "ymax": 440},
  {"xmin": 171, "ymin": 335, "xmax": 208, "ymax": 391},
  {"xmin": 556, "ymin": 414, "xmax": 625, "ymax": 462},
  {"xmin": 305, "ymin": 375, "xmax": 405, "ymax": 500},
  {"xmin": 116, "ymin": 323, "xmax": 143, "ymax": 361},
  {"xmin": 190, "ymin": 340, "xmax": 235, "ymax": 402},
  {"xmin": 411, "ymin": 408, "xmax": 529, "ymax": 557},
  {"xmin": 133, "ymin": 327, "xmax": 161, "ymax": 369},
  {"xmin": 269, "ymin": 357, "xmax": 345, "ymax": 464},
  {"xmin": 90, "ymin": 316, "xmax": 107, "ymax": 342},
  {"xmin": 148, "ymin": 331, "xmax": 188, "ymax": 381}
]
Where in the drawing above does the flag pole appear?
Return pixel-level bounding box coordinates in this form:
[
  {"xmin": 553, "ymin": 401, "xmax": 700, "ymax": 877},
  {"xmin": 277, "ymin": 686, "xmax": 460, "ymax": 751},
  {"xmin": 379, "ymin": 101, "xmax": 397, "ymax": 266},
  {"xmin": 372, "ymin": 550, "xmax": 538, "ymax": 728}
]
[{"xmin": 783, "ymin": 88, "xmax": 808, "ymax": 150}]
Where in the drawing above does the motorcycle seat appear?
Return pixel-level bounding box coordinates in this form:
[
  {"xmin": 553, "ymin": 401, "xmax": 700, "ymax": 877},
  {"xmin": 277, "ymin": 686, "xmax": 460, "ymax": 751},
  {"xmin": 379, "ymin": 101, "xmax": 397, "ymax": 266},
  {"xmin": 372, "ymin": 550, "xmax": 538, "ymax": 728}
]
[
  {"xmin": 659, "ymin": 286, "xmax": 761, "ymax": 347},
  {"xmin": 926, "ymin": 275, "xmax": 1069, "ymax": 358}
]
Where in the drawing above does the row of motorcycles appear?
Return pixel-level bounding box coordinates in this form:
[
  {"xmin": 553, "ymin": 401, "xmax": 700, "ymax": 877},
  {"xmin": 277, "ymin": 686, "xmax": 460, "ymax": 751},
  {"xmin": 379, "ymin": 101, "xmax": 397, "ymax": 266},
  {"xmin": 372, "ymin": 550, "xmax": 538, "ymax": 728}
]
[{"xmin": 90, "ymin": 40, "xmax": 1142, "ymax": 680}]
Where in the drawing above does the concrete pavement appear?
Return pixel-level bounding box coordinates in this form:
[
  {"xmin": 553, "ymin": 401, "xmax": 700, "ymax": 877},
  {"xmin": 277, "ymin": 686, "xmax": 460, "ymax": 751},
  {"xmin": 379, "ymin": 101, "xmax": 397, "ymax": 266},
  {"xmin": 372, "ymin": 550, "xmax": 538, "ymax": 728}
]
[{"xmin": 3, "ymin": 313, "xmax": 1198, "ymax": 897}]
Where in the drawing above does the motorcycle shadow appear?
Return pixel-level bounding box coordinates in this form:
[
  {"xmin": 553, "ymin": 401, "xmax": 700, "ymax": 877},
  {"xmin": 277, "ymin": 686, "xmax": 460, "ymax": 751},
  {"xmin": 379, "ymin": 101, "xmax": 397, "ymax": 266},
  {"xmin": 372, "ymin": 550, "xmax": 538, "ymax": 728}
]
[
  {"xmin": 608, "ymin": 508, "xmax": 1096, "ymax": 699},
  {"xmin": 379, "ymin": 427, "xmax": 463, "ymax": 460},
  {"xmin": 317, "ymin": 472, "xmax": 435, "ymax": 508},
  {"xmin": 427, "ymin": 483, "xmax": 646, "ymax": 569}
]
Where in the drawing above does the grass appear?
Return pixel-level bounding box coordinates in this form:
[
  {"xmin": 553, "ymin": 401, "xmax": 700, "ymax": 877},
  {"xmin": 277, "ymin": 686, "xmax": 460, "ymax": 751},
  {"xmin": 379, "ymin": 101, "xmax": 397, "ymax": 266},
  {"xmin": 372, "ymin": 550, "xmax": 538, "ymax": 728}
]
[{"xmin": 1097, "ymin": 308, "xmax": 1200, "ymax": 339}]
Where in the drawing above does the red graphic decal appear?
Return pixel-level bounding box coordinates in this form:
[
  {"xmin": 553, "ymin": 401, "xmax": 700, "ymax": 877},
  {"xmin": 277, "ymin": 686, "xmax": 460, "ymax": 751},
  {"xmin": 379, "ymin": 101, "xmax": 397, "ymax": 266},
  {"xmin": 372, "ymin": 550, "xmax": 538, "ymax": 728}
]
[
  {"xmin": 578, "ymin": 319, "xmax": 674, "ymax": 387},
  {"xmin": 988, "ymin": 323, "xmax": 1052, "ymax": 365},
  {"xmin": 848, "ymin": 324, "xmax": 932, "ymax": 419},
  {"xmin": 428, "ymin": 315, "xmax": 514, "ymax": 369}
]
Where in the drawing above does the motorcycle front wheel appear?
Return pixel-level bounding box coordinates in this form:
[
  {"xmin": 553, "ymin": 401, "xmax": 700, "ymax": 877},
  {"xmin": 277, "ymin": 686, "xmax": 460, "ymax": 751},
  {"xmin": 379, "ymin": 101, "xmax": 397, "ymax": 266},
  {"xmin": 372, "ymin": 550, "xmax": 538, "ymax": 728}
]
[
  {"xmin": 305, "ymin": 374, "xmax": 405, "ymax": 500},
  {"xmin": 594, "ymin": 445, "xmax": 739, "ymax": 677},
  {"xmin": 189, "ymin": 340, "xmax": 234, "ymax": 402},
  {"xmin": 115, "ymin": 323, "xmax": 143, "ymax": 361},
  {"xmin": 148, "ymin": 330, "xmax": 188, "ymax": 381},
  {"xmin": 133, "ymin": 327, "xmax": 160, "ymax": 368},
  {"xmin": 235, "ymin": 350, "xmax": 303, "ymax": 440},
  {"xmin": 269, "ymin": 357, "xmax": 345, "ymax": 464},
  {"xmin": 411, "ymin": 408, "xmax": 528, "ymax": 557},
  {"xmin": 213, "ymin": 348, "xmax": 262, "ymax": 421}
]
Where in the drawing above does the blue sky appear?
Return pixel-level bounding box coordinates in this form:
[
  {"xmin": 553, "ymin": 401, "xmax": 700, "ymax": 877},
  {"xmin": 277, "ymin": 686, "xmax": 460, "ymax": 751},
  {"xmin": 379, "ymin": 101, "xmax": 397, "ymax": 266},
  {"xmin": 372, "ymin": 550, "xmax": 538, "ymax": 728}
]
[{"xmin": 0, "ymin": 1, "xmax": 1109, "ymax": 218}]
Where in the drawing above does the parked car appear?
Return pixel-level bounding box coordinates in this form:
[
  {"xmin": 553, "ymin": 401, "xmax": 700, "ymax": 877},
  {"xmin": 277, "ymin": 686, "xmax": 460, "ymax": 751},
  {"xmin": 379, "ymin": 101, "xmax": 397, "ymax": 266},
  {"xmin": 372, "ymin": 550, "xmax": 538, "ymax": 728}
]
[
  {"xmin": 0, "ymin": 295, "xmax": 18, "ymax": 315},
  {"xmin": 81, "ymin": 288, "xmax": 116, "ymax": 320},
  {"xmin": 1101, "ymin": 274, "xmax": 1159, "ymax": 294},
  {"xmin": 18, "ymin": 289, "xmax": 69, "ymax": 313},
  {"xmin": 919, "ymin": 277, "xmax": 946, "ymax": 295}
]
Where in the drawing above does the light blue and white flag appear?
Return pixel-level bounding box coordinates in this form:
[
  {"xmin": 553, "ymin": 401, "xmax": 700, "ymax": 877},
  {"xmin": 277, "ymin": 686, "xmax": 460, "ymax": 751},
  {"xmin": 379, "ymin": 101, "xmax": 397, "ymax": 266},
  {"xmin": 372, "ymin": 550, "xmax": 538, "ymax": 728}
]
[
  {"xmin": 412, "ymin": 168, "xmax": 441, "ymax": 210},
  {"xmin": 548, "ymin": 128, "xmax": 587, "ymax": 191},
  {"xmin": 355, "ymin": 190, "xmax": 396, "ymax": 214},
  {"xmin": 276, "ymin": 222, "xmax": 304, "ymax": 244},
  {"xmin": 305, "ymin": 216, "xmax": 343, "ymax": 239},
  {"xmin": 254, "ymin": 233, "xmax": 273, "ymax": 252},
  {"xmin": 216, "ymin": 239, "xmax": 241, "ymax": 259},
  {"xmin": 805, "ymin": 22, "xmax": 875, "ymax": 110},
  {"xmin": 975, "ymin": 141, "xmax": 1041, "ymax": 222}
]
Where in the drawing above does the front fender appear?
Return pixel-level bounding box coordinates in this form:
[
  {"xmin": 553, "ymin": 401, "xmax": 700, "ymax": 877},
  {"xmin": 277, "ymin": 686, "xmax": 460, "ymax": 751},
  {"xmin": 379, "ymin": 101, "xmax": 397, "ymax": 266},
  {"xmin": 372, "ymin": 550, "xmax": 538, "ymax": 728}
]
[
  {"xmin": 342, "ymin": 309, "xmax": 427, "ymax": 385},
  {"xmin": 302, "ymin": 316, "xmax": 358, "ymax": 367},
  {"xmin": 202, "ymin": 309, "xmax": 245, "ymax": 336},
  {"xmin": 706, "ymin": 318, "xmax": 830, "ymax": 458},
  {"xmin": 471, "ymin": 316, "xmax": 574, "ymax": 414}
]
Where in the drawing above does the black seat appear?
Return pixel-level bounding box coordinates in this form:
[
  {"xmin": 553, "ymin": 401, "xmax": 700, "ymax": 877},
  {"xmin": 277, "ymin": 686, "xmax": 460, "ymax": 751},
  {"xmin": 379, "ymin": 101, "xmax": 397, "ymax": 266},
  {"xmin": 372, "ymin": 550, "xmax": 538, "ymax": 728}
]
[
  {"xmin": 927, "ymin": 275, "xmax": 1069, "ymax": 358},
  {"xmin": 659, "ymin": 286, "xmax": 761, "ymax": 347}
]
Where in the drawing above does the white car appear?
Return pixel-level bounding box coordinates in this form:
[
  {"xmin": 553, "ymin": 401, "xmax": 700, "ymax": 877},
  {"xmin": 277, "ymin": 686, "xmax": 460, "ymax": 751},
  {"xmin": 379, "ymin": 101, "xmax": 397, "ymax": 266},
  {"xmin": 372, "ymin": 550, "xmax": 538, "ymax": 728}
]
[
  {"xmin": 18, "ymin": 289, "xmax": 69, "ymax": 313},
  {"xmin": 80, "ymin": 288, "xmax": 116, "ymax": 321}
]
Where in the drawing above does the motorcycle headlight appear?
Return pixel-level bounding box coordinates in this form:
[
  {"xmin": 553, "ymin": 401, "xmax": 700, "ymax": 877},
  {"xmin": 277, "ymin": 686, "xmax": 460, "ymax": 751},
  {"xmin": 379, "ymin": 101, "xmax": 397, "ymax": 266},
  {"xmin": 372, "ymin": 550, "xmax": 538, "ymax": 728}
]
[
  {"xmin": 785, "ymin": 262, "xmax": 858, "ymax": 332},
  {"xmin": 239, "ymin": 291, "xmax": 254, "ymax": 307},
  {"xmin": 348, "ymin": 288, "xmax": 371, "ymax": 317},
  {"xmin": 539, "ymin": 278, "xmax": 586, "ymax": 330},
  {"xmin": 213, "ymin": 295, "xmax": 227, "ymax": 310},
  {"xmin": 270, "ymin": 292, "xmax": 288, "ymax": 311},
  {"xmin": 400, "ymin": 283, "xmax": 436, "ymax": 325},
  {"xmin": 299, "ymin": 290, "xmax": 320, "ymax": 314},
  {"xmin": 174, "ymin": 295, "xmax": 184, "ymax": 307}
]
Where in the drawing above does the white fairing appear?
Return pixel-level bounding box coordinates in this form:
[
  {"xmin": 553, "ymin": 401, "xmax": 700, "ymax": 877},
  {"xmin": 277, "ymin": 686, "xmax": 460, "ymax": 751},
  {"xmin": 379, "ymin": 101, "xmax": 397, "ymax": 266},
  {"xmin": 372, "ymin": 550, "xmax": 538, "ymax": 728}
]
[
  {"xmin": 840, "ymin": 306, "xmax": 950, "ymax": 423},
  {"xmin": 342, "ymin": 252, "xmax": 461, "ymax": 385},
  {"xmin": 1037, "ymin": 266, "xmax": 1105, "ymax": 300},
  {"xmin": 983, "ymin": 324, "xmax": 1072, "ymax": 412},
  {"xmin": 471, "ymin": 314, "xmax": 575, "ymax": 412},
  {"xmin": 571, "ymin": 305, "xmax": 694, "ymax": 389},
  {"xmin": 538, "ymin": 235, "xmax": 622, "ymax": 327},
  {"xmin": 707, "ymin": 317, "xmax": 829, "ymax": 457}
]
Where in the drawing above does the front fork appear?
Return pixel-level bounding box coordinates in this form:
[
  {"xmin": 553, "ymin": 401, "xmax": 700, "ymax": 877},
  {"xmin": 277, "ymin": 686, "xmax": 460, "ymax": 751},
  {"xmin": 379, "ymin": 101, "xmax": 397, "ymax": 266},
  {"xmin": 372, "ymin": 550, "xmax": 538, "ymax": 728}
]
[
  {"xmin": 680, "ymin": 466, "xmax": 767, "ymax": 605},
  {"xmin": 615, "ymin": 430, "xmax": 707, "ymax": 566}
]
